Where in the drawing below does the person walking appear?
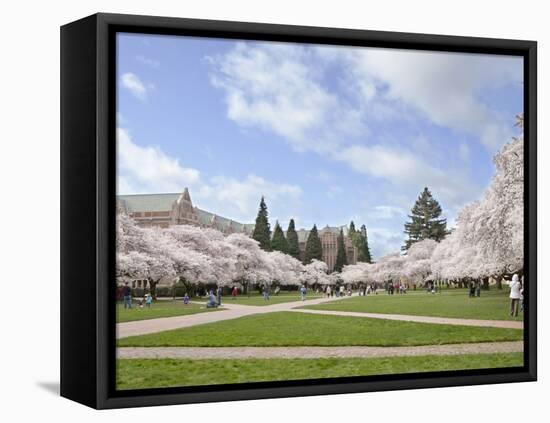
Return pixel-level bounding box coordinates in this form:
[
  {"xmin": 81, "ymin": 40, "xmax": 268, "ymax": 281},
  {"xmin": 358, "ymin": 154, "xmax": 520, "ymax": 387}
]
[
  {"xmin": 216, "ymin": 286, "xmax": 223, "ymax": 306},
  {"xmin": 326, "ymin": 285, "xmax": 331, "ymax": 298},
  {"xmin": 509, "ymin": 274, "xmax": 521, "ymax": 317},
  {"xmin": 122, "ymin": 282, "xmax": 132, "ymax": 309},
  {"xmin": 300, "ymin": 285, "xmax": 307, "ymax": 301},
  {"xmin": 263, "ymin": 285, "xmax": 270, "ymax": 301},
  {"xmin": 231, "ymin": 286, "xmax": 238, "ymax": 300}
]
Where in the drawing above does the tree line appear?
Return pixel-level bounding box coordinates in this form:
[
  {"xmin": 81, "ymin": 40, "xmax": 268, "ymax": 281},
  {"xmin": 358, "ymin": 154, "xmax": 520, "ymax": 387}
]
[{"xmin": 251, "ymin": 196, "xmax": 372, "ymax": 271}]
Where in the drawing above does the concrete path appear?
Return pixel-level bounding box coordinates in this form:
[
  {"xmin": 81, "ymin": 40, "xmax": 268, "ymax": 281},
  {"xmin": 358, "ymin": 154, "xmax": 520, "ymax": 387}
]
[
  {"xmin": 117, "ymin": 296, "xmax": 346, "ymax": 339},
  {"xmin": 117, "ymin": 296, "xmax": 523, "ymax": 339},
  {"xmin": 292, "ymin": 309, "xmax": 524, "ymax": 330},
  {"xmin": 118, "ymin": 341, "xmax": 523, "ymax": 359}
]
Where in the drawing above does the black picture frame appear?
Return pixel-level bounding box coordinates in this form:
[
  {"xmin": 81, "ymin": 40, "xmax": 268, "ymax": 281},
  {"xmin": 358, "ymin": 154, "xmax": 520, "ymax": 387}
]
[{"xmin": 60, "ymin": 12, "xmax": 537, "ymax": 409}]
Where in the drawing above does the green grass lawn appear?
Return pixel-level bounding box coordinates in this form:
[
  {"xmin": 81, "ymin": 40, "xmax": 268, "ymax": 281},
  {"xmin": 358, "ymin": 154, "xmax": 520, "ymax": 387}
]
[
  {"xmin": 116, "ymin": 352, "xmax": 523, "ymax": 390},
  {"xmin": 218, "ymin": 292, "xmax": 323, "ymax": 306},
  {"xmin": 117, "ymin": 311, "xmax": 523, "ymax": 347},
  {"xmin": 116, "ymin": 300, "xmax": 222, "ymax": 323},
  {"xmin": 302, "ymin": 288, "xmax": 523, "ymax": 321}
]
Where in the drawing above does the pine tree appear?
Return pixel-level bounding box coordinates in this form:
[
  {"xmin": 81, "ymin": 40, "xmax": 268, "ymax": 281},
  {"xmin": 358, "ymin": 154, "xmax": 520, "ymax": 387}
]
[
  {"xmin": 359, "ymin": 224, "xmax": 372, "ymax": 263},
  {"xmin": 271, "ymin": 221, "xmax": 288, "ymax": 254},
  {"xmin": 348, "ymin": 221, "xmax": 372, "ymax": 263},
  {"xmin": 403, "ymin": 187, "xmax": 448, "ymax": 251},
  {"xmin": 304, "ymin": 224, "xmax": 323, "ymax": 264},
  {"xmin": 252, "ymin": 196, "xmax": 271, "ymax": 251},
  {"xmin": 286, "ymin": 219, "xmax": 300, "ymax": 260},
  {"xmin": 334, "ymin": 228, "xmax": 348, "ymax": 272}
]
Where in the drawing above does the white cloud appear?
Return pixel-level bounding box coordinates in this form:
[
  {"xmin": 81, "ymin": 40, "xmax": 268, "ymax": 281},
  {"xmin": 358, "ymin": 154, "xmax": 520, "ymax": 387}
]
[
  {"xmin": 117, "ymin": 128, "xmax": 201, "ymax": 194},
  {"xmin": 368, "ymin": 227, "xmax": 404, "ymax": 259},
  {"xmin": 368, "ymin": 205, "xmax": 407, "ymax": 220},
  {"xmin": 207, "ymin": 43, "xmax": 519, "ymax": 216},
  {"xmin": 121, "ymin": 72, "xmax": 149, "ymax": 101},
  {"xmin": 206, "ymin": 174, "xmax": 302, "ymax": 219},
  {"xmin": 207, "ymin": 43, "xmax": 366, "ymax": 154},
  {"xmin": 346, "ymin": 48, "xmax": 522, "ymax": 149},
  {"xmin": 117, "ymin": 128, "xmax": 302, "ymax": 222},
  {"xmin": 335, "ymin": 143, "xmax": 480, "ymax": 210}
]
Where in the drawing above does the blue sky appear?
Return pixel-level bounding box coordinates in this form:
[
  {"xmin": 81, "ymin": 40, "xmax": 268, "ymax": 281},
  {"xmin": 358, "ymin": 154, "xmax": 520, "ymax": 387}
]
[{"xmin": 116, "ymin": 33, "xmax": 523, "ymax": 258}]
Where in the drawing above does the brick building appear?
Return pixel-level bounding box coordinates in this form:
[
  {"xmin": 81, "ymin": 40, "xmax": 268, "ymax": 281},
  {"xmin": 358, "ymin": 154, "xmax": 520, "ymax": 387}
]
[{"xmin": 118, "ymin": 188, "xmax": 358, "ymax": 272}]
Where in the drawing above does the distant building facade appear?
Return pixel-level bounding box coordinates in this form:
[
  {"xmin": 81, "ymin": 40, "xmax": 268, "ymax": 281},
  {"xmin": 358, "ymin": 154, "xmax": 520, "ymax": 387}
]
[{"xmin": 117, "ymin": 188, "xmax": 357, "ymax": 272}]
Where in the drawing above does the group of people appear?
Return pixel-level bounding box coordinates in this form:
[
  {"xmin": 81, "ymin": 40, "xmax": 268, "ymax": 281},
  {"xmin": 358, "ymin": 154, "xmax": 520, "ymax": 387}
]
[
  {"xmin": 120, "ymin": 282, "xmax": 152, "ymax": 309},
  {"xmin": 386, "ymin": 282, "xmax": 409, "ymax": 295},
  {"xmin": 468, "ymin": 281, "xmax": 482, "ymax": 298},
  {"xmin": 206, "ymin": 286, "xmax": 240, "ymax": 307}
]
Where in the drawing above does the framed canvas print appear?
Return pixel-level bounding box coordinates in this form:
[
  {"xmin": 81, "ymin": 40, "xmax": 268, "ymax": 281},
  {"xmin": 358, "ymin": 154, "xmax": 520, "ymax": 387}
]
[{"xmin": 60, "ymin": 13, "xmax": 537, "ymax": 409}]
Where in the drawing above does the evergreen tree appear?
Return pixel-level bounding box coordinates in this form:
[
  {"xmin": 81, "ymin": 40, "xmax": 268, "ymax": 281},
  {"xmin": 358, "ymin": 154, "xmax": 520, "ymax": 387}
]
[
  {"xmin": 286, "ymin": 219, "xmax": 300, "ymax": 260},
  {"xmin": 271, "ymin": 221, "xmax": 288, "ymax": 254},
  {"xmin": 334, "ymin": 228, "xmax": 348, "ymax": 272},
  {"xmin": 348, "ymin": 221, "xmax": 372, "ymax": 263},
  {"xmin": 304, "ymin": 224, "xmax": 323, "ymax": 264},
  {"xmin": 359, "ymin": 224, "xmax": 372, "ymax": 263},
  {"xmin": 403, "ymin": 187, "xmax": 448, "ymax": 251},
  {"xmin": 252, "ymin": 196, "xmax": 271, "ymax": 251}
]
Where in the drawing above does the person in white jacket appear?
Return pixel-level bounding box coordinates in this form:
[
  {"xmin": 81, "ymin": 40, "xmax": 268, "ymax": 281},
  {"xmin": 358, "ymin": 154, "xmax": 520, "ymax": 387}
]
[{"xmin": 509, "ymin": 274, "xmax": 522, "ymax": 317}]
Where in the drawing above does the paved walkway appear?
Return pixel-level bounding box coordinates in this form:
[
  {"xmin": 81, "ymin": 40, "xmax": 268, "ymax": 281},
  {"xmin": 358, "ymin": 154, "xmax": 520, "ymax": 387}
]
[
  {"xmin": 118, "ymin": 341, "xmax": 523, "ymax": 359},
  {"xmin": 117, "ymin": 296, "xmax": 523, "ymax": 339},
  {"xmin": 117, "ymin": 296, "xmax": 346, "ymax": 339},
  {"xmin": 292, "ymin": 309, "xmax": 524, "ymax": 330}
]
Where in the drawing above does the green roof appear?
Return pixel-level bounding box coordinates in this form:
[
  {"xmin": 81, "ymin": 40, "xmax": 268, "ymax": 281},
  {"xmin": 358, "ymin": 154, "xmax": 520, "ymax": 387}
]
[
  {"xmin": 117, "ymin": 193, "xmax": 348, "ymax": 238},
  {"xmin": 117, "ymin": 192, "xmax": 252, "ymax": 232},
  {"xmin": 118, "ymin": 193, "xmax": 180, "ymax": 213}
]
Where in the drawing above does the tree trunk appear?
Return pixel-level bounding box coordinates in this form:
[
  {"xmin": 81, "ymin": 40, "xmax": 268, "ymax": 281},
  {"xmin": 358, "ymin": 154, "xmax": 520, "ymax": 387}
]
[{"xmin": 149, "ymin": 279, "xmax": 158, "ymax": 300}]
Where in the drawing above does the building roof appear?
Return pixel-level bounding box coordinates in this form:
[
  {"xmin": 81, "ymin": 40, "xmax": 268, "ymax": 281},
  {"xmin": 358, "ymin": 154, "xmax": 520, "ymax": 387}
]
[
  {"xmin": 118, "ymin": 193, "xmax": 180, "ymax": 213},
  {"xmin": 117, "ymin": 192, "xmax": 348, "ymax": 238},
  {"xmin": 117, "ymin": 192, "xmax": 253, "ymax": 233}
]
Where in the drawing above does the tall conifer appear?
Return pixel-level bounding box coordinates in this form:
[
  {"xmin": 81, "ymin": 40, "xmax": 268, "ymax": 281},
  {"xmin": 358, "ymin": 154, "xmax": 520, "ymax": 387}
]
[
  {"xmin": 286, "ymin": 219, "xmax": 300, "ymax": 260},
  {"xmin": 252, "ymin": 196, "xmax": 271, "ymax": 251},
  {"xmin": 271, "ymin": 221, "xmax": 288, "ymax": 253},
  {"xmin": 403, "ymin": 187, "xmax": 448, "ymax": 250},
  {"xmin": 304, "ymin": 224, "xmax": 323, "ymax": 264},
  {"xmin": 334, "ymin": 228, "xmax": 348, "ymax": 272}
]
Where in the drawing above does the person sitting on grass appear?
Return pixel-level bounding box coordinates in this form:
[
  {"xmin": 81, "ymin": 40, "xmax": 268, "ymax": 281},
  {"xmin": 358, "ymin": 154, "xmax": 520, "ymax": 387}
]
[
  {"xmin": 144, "ymin": 293, "xmax": 153, "ymax": 308},
  {"xmin": 206, "ymin": 290, "xmax": 218, "ymax": 308},
  {"xmin": 183, "ymin": 293, "xmax": 190, "ymax": 305}
]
